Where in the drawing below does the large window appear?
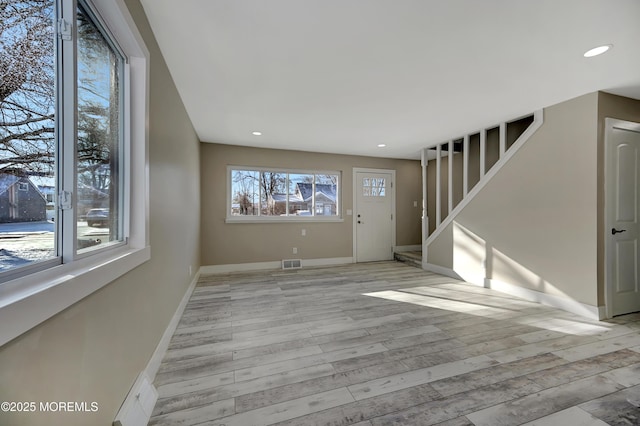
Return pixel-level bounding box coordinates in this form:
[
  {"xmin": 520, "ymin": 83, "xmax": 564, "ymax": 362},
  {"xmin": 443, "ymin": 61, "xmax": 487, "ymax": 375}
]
[
  {"xmin": 229, "ymin": 167, "xmax": 340, "ymax": 220},
  {"xmin": 0, "ymin": 0, "xmax": 148, "ymax": 345},
  {"xmin": 0, "ymin": 0, "xmax": 143, "ymax": 281}
]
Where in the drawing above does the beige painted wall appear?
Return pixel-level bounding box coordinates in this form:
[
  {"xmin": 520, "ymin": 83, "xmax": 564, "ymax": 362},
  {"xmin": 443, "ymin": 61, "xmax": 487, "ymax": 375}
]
[
  {"xmin": 0, "ymin": 1, "xmax": 201, "ymax": 425},
  {"xmin": 201, "ymin": 143, "xmax": 421, "ymax": 265},
  {"xmin": 427, "ymin": 93, "xmax": 600, "ymax": 306},
  {"xmin": 597, "ymin": 92, "xmax": 640, "ymax": 304}
]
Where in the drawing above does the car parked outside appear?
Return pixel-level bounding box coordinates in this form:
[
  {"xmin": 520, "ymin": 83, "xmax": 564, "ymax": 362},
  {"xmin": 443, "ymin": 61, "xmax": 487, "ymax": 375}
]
[{"xmin": 86, "ymin": 208, "xmax": 109, "ymax": 227}]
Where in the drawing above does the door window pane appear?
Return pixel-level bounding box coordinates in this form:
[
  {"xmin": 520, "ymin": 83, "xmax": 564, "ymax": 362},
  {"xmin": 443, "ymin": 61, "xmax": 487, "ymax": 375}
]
[
  {"xmin": 76, "ymin": 3, "xmax": 123, "ymax": 253},
  {"xmin": 0, "ymin": 0, "xmax": 56, "ymax": 272},
  {"xmin": 363, "ymin": 177, "xmax": 385, "ymax": 197}
]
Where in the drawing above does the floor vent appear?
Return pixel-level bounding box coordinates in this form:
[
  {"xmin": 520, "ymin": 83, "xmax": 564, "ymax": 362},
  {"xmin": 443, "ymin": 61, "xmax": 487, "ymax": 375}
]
[{"xmin": 282, "ymin": 259, "xmax": 302, "ymax": 269}]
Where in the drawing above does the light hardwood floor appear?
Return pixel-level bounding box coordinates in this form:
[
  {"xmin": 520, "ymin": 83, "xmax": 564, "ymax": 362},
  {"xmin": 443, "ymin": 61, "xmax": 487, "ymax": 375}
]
[{"xmin": 149, "ymin": 261, "xmax": 640, "ymax": 426}]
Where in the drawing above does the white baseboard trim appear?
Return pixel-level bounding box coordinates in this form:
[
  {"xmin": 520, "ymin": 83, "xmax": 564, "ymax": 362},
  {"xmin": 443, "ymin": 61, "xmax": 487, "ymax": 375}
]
[
  {"xmin": 112, "ymin": 371, "xmax": 157, "ymax": 426},
  {"xmin": 202, "ymin": 257, "xmax": 355, "ymax": 274},
  {"xmin": 114, "ymin": 270, "xmax": 199, "ymax": 426},
  {"xmin": 394, "ymin": 245, "xmax": 422, "ymax": 252},
  {"xmin": 144, "ymin": 269, "xmax": 200, "ymax": 381},
  {"xmin": 302, "ymin": 257, "xmax": 353, "ymax": 267},
  {"xmin": 486, "ymin": 278, "xmax": 602, "ymax": 321},
  {"xmin": 597, "ymin": 305, "xmax": 607, "ymax": 320},
  {"xmin": 201, "ymin": 261, "xmax": 282, "ymax": 274},
  {"xmin": 421, "ymin": 264, "xmax": 604, "ymax": 320},
  {"xmin": 421, "ymin": 262, "xmax": 463, "ymax": 280}
]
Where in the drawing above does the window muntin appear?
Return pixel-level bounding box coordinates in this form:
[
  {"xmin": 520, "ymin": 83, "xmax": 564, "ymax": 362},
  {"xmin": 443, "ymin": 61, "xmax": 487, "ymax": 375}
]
[
  {"xmin": 0, "ymin": 0, "xmax": 129, "ymax": 279},
  {"xmin": 229, "ymin": 167, "xmax": 340, "ymax": 220}
]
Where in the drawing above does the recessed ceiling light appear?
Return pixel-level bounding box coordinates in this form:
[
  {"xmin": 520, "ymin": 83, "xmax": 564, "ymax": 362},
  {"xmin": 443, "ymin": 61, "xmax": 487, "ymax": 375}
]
[
  {"xmin": 377, "ymin": 144, "xmax": 386, "ymax": 148},
  {"xmin": 583, "ymin": 44, "xmax": 612, "ymax": 58},
  {"xmin": 252, "ymin": 131, "xmax": 262, "ymax": 136}
]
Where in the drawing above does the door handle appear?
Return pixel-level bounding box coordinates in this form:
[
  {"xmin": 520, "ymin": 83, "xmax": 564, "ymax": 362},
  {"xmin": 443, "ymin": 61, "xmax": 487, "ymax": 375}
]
[{"xmin": 612, "ymin": 228, "xmax": 627, "ymax": 235}]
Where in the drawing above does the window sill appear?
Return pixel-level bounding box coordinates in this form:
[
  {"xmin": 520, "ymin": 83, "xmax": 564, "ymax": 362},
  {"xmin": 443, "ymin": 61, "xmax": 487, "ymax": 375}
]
[
  {"xmin": 0, "ymin": 245, "xmax": 151, "ymax": 347},
  {"xmin": 225, "ymin": 217, "xmax": 344, "ymax": 224}
]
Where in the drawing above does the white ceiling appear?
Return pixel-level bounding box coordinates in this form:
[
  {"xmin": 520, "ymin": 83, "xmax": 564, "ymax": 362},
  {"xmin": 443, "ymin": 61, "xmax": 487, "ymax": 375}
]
[{"xmin": 140, "ymin": 0, "xmax": 640, "ymax": 160}]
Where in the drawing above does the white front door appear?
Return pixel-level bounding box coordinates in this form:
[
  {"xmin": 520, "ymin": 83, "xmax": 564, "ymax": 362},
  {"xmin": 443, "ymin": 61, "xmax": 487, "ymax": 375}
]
[
  {"xmin": 355, "ymin": 171, "xmax": 394, "ymax": 262},
  {"xmin": 607, "ymin": 121, "xmax": 640, "ymax": 316}
]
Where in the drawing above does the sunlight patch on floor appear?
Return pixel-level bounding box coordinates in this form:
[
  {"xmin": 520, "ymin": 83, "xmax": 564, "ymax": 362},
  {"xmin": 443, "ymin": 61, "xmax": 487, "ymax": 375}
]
[{"xmin": 363, "ymin": 290, "xmax": 513, "ymax": 318}]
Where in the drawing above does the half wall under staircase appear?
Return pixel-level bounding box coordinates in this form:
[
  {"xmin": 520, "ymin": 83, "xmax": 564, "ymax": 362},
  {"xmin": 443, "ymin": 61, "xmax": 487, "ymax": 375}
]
[{"xmin": 421, "ymin": 110, "xmax": 543, "ymax": 253}]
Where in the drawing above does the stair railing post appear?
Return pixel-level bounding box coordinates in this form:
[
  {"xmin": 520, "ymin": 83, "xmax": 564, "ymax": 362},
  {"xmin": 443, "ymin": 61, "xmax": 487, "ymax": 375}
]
[
  {"xmin": 499, "ymin": 122, "xmax": 507, "ymax": 157},
  {"xmin": 463, "ymin": 135, "xmax": 469, "ymax": 197},
  {"xmin": 436, "ymin": 144, "xmax": 441, "ymax": 227}
]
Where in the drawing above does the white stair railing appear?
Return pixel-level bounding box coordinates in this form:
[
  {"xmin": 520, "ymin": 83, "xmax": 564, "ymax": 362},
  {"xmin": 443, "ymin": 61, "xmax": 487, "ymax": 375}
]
[{"xmin": 422, "ymin": 110, "xmax": 544, "ymax": 248}]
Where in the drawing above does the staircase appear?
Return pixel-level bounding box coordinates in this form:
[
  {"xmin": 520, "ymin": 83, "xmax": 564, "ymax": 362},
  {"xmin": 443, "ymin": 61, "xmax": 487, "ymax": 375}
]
[{"xmin": 422, "ymin": 110, "xmax": 543, "ymax": 247}]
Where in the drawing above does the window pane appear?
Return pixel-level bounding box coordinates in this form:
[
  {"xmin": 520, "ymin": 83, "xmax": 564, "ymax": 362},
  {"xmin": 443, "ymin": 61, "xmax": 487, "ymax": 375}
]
[
  {"xmin": 76, "ymin": 4, "xmax": 123, "ymax": 253},
  {"xmin": 260, "ymin": 172, "xmax": 286, "ymax": 216},
  {"xmin": 231, "ymin": 170, "xmax": 259, "ymax": 216},
  {"xmin": 288, "ymin": 173, "xmax": 313, "ymax": 216},
  {"xmin": 0, "ymin": 0, "xmax": 56, "ymax": 273},
  {"xmin": 363, "ymin": 176, "xmax": 385, "ymax": 197},
  {"xmin": 315, "ymin": 174, "xmax": 338, "ymax": 216}
]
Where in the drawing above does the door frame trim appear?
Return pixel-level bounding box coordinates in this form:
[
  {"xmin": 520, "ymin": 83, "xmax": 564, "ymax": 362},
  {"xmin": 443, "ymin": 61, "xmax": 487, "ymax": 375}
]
[
  {"xmin": 604, "ymin": 118, "xmax": 640, "ymax": 318},
  {"xmin": 352, "ymin": 168, "xmax": 397, "ymax": 262}
]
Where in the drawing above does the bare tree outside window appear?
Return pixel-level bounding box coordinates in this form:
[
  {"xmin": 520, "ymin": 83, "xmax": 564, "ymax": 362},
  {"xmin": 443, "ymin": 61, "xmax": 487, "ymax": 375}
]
[
  {"xmin": 0, "ymin": 0, "xmax": 55, "ymax": 272},
  {"xmin": 0, "ymin": 0, "xmax": 55, "ymax": 175},
  {"xmin": 231, "ymin": 170, "xmax": 259, "ymax": 215}
]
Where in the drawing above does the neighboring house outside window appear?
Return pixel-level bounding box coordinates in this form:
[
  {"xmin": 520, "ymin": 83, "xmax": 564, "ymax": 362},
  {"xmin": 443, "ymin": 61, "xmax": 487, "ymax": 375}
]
[{"xmin": 0, "ymin": 174, "xmax": 47, "ymax": 222}]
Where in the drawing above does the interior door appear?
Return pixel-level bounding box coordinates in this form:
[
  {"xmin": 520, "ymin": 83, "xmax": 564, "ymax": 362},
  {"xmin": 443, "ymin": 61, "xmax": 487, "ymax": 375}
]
[
  {"xmin": 607, "ymin": 124, "xmax": 640, "ymax": 316},
  {"xmin": 355, "ymin": 171, "xmax": 393, "ymax": 262}
]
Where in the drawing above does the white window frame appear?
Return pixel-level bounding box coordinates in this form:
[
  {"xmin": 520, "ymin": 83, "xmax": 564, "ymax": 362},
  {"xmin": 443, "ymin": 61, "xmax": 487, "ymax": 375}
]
[
  {"xmin": 226, "ymin": 166, "xmax": 342, "ymax": 223},
  {"xmin": 0, "ymin": 0, "xmax": 150, "ymax": 347}
]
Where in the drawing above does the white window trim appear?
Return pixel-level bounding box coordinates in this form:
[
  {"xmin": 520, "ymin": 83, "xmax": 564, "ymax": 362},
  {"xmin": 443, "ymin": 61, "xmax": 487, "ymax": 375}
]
[
  {"xmin": 0, "ymin": 0, "xmax": 150, "ymax": 347},
  {"xmin": 226, "ymin": 165, "xmax": 343, "ymax": 223}
]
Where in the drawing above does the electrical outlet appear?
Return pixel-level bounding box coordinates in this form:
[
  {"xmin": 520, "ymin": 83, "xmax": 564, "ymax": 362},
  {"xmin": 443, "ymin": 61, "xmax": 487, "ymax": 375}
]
[
  {"xmin": 301, "ymin": 229, "xmax": 306, "ymax": 236},
  {"xmin": 293, "ymin": 247, "xmax": 298, "ymax": 254}
]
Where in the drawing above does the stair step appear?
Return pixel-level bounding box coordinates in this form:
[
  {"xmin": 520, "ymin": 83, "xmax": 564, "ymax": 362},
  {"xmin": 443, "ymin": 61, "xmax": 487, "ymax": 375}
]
[{"xmin": 394, "ymin": 251, "xmax": 422, "ymax": 269}]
